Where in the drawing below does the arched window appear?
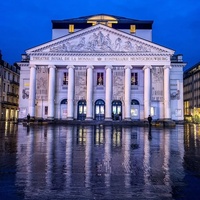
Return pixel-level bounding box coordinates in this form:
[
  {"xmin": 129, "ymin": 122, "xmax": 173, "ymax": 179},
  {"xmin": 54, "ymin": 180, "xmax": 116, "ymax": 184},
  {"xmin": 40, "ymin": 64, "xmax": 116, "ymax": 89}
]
[
  {"xmin": 61, "ymin": 99, "xmax": 67, "ymax": 104},
  {"xmin": 131, "ymin": 99, "xmax": 139, "ymax": 105}
]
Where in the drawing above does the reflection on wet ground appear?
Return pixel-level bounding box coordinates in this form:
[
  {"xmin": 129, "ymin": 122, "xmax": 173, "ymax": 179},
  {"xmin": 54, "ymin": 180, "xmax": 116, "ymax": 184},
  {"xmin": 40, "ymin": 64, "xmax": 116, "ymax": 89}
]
[{"xmin": 0, "ymin": 122, "xmax": 200, "ymax": 199}]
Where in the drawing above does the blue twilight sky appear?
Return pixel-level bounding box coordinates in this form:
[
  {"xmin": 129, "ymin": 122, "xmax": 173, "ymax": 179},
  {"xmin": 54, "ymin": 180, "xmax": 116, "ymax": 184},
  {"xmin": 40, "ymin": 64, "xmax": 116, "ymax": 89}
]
[{"xmin": 0, "ymin": 0, "xmax": 199, "ymax": 70}]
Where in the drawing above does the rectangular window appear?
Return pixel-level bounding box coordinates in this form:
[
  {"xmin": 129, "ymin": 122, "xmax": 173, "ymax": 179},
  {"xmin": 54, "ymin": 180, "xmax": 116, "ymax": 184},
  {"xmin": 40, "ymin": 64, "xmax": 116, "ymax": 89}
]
[
  {"xmin": 130, "ymin": 25, "xmax": 136, "ymax": 33},
  {"xmin": 45, "ymin": 106, "xmax": 48, "ymax": 115},
  {"xmin": 69, "ymin": 24, "xmax": 74, "ymax": 33},
  {"xmin": 97, "ymin": 72, "xmax": 104, "ymax": 85},
  {"xmin": 63, "ymin": 72, "xmax": 68, "ymax": 85},
  {"xmin": 131, "ymin": 73, "xmax": 138, "ymax": 85},
  {"xmin": 131, "ymin": 108, "xmax": 138, "ymax": 116},
  {"xmin": 150, "ymin": 107, "xmax": 155, "ymax": 116}
]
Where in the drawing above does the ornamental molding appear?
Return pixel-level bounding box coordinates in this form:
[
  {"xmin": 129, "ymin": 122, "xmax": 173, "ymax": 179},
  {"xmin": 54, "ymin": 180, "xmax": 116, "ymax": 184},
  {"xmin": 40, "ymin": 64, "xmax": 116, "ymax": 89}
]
[
  {"xmin": 29, "ymin": 54, "xmax": 171, "ymax": 63},
  {"xmin": 17, "ymin": 63, "xmax": 29, "ymax": 67},
  {"xmin": 29, "ymin": 52, "xmax": 172, "ymax": 57},
  {"xmin": 171, "ymin": 63, "xmax": 186, "ymax": 68},
  {"xmin": 26, "ymin": 24, "xmax": 174, "ymax": 55}
]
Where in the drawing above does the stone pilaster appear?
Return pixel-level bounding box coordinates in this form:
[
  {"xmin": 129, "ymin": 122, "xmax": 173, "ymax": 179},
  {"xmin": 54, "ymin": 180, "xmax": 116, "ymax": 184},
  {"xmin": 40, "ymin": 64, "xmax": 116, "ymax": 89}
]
[
  {"xmin": 86, "ymin": 65, "xmax": 94, "ymax": 120},
  {"xmin": 163, "ymin": 65, "xmax": 171, "ymax": 119},
  {"xmin": 143, "ymin": 65, "xmax": 152, "ymax": 119},
  {"xmin": 105, "ymin": 65, "xmax": 113, "ymax": 120},
  {"xmin": 29, "ymin": 65, "xmax": 36, "ymax": 117},
  {"xmin": 48, "ymin": 65, "xmax": 56, "ymax": 119},
  {"xmin": 124, "ymin": 65, "xmax": 132, "ymax": 120},
  {"xmin": 67, "ymin": 65, "xmax": 75, "ymax": 120}
]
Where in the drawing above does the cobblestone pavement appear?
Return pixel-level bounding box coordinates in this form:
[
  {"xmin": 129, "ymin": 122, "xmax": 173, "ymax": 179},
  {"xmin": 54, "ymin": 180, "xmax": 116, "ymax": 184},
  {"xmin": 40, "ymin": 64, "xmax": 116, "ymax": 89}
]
[{"xmin": 0, "ymin": 123, "xmax": 200, "ymax": 199}]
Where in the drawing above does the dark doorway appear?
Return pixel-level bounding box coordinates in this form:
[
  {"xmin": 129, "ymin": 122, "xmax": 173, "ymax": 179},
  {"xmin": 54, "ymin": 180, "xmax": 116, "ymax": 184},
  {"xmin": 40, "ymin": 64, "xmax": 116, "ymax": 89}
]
[
  {"xmin": 77, "ymin": 100, "xmax": 86, "ymax": 120},
  {"xmin": 112, "ymin": 100, "xmax": 122, "ymax": 120}
]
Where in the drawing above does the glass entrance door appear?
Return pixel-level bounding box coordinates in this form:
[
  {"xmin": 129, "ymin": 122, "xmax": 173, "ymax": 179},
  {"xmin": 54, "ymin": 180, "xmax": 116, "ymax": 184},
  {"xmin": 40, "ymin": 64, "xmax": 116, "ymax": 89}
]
[
  {"xmin": 112, "ymin": 100, "xmax": 122, "ymax": 120},
  {"xmin": 77, "ymin": 100, "xmax": 86, "ymax": 120},
  {"xmin": 95, "ymin": 99, "xmax": 105, "ymax": 120}
]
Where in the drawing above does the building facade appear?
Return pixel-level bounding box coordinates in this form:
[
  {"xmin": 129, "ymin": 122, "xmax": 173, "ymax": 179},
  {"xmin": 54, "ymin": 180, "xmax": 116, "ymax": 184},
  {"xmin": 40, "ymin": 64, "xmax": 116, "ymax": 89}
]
[
  {"xmin": 184, "ymin": 62, "xmax": 200, "ymax": 122},
  {"xmin": 0, "ymin": 52, "xmax": 20, "ymax": 121},
  {"xmin": 18, "ymin": 14, "xmax": 185, "ymax": 121}
]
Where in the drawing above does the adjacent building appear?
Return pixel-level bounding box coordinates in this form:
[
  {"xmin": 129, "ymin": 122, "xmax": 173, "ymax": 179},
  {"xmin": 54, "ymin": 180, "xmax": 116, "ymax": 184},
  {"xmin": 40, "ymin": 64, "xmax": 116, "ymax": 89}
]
[
  {"xmin": 17, "ymin": 14, "xmax": 186, "ymax": 121},
  {"xmin": 0, "ymin": 51, "xmax": 20, "ymax": 121},
  {"xmin": 184, "ymin": 62, "xmax": 200, "ymax": 122}
]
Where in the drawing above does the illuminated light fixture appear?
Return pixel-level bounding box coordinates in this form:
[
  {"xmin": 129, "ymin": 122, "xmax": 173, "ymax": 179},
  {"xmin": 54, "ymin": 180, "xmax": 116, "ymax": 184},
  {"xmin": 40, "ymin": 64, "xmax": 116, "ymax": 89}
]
[
  {"xmin": 69, "ymin": 24, "xmax": 74, "ymax": 33},
  {"xmin": 130, "ymin": 25, "xmax": 136, "ymax": 33}
]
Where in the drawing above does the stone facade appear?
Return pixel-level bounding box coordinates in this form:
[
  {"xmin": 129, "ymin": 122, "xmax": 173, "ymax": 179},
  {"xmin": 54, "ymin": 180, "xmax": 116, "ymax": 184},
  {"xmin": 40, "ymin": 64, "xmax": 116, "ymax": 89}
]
[{"xmin": 17, "ymin": 14, "xmax": 186, "ymax": 121}]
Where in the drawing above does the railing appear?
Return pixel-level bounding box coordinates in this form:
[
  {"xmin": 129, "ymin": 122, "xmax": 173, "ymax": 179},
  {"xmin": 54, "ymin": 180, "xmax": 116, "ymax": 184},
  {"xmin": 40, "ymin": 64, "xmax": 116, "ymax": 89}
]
[
  {"xmin": 7, "ymin": 92, "xmax": 19, "ymax": 97},
  {"xmin": 10, "ymin": 80, "xmax": 19, "ymax": 86}
]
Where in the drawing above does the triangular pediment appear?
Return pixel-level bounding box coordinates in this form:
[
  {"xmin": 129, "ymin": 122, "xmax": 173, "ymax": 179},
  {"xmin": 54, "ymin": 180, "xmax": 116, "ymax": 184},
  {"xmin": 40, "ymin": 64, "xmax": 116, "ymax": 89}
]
[{"xmin": 26, "ymin": 24, "xmax": 174, "ymax": 55}]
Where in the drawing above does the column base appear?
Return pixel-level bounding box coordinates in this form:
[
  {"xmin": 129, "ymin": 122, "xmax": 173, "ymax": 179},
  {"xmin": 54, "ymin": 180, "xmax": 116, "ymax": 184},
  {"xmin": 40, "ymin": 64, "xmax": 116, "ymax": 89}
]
[
  {"xmin": 124, "ymin": 118, "xmax": 131, "ymax": 121},
  {"xmin": 47, "ymin": 117, "xmax": 54, "ymax": 120},
  {"xmin": 105, "ymin": 117, "xmax": 112, "ymax": 121},
  {"xmin": 86, "ymin": 117, "xmax": 93, "ymax": 121},
  {"xmin": 67, "ymin": 117, "xmax": 74, "ymax": 121}
]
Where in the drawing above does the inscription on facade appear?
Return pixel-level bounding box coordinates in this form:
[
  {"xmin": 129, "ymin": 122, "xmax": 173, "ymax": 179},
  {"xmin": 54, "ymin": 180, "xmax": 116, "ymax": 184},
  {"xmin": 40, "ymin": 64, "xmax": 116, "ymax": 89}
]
[{"xmin": 32, "ymin": 56, "xmax": 169, "ymax": 62}]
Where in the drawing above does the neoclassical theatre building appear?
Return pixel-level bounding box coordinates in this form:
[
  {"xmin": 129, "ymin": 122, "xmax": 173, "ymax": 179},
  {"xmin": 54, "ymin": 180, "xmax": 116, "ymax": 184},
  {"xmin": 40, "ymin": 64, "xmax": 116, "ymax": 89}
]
[{"xmin": 18, "ymin": 14, "xmax": 186, "ymax": 121}]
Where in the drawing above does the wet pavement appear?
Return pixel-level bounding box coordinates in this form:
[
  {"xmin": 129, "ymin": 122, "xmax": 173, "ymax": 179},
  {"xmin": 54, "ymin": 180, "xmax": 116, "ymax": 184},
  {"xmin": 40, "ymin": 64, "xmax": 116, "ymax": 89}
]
[{"xmin": 0, "ymin": 122, "xmax": 200, "ymax": 200}]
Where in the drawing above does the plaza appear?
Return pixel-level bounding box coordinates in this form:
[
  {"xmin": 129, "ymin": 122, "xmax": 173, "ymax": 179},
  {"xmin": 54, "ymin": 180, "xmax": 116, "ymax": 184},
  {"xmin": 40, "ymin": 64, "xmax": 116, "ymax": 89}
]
[{"xmin": 0, "ymin": 122, "xmax": 200, "ymax": 199}]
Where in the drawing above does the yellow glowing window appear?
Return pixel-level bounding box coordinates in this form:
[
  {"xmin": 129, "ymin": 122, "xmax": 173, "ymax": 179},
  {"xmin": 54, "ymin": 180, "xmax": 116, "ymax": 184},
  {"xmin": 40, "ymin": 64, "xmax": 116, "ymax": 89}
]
[
  {"xmin": 130, "ymin": 25, "xmax": 136, "ymax": 33},
  {"xmin": 69, "ymin": 24, "xmax": 74, "ymax": 33},
  {"xmin": 107, "ymin": 23, "xmax": 112, "ymax": 27}
]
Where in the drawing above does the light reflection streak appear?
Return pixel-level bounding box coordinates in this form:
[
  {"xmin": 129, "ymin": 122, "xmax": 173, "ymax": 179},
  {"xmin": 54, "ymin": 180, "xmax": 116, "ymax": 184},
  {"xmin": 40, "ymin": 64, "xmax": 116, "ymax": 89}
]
[
  {"xmin": 13, "ymin": 124, "xmax": 189, "ymax": 199},
  {"xmin": 104, "ymin": 126, "xmax": 112, "ymax": 188}
]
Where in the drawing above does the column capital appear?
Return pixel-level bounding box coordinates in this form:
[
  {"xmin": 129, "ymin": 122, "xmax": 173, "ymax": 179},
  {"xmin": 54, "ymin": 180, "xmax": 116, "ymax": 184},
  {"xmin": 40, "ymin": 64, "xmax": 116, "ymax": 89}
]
[
  {"xmin": 29, "ymin": 64, "xmax": 36, "ymax": 69},
  {"xmin": 105, "ymin": 65, "xmax": 113, "ymax": 70},
  {"xmin": 163, "ymin": 65, "xmax": 172, "ymax": 69},
  {"xmin": 48, "ymin": 65, "xmax": 56, "ymax": 69},
  {"xmin": 124, "ymin": 65, "xmax": 132, "ymax": 70},
  {"xmin": 86, "ymin": 65, "xmax": 94, "ymax": 69},
  {"xmin": 143, "ymin": 65, "xmax": 152, "ymax": 70},
  {"xmin": 67, "ymin": 65, "xmax": 75, "ymax": 69}
]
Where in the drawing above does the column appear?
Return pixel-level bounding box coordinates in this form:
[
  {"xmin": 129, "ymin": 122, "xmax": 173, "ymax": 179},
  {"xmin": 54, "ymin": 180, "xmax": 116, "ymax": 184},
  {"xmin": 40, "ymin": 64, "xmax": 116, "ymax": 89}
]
[
  {"xmin": 163, "ymin": 65, "xmax": 171, "ymax": 119},
  {"xmin": 105, "ymin": 65, "xmax": 113, "ymax": 120},
  {"xmin": 67, "ymin": 65, "xmax": 75, "ymax": 120},
  {"xmin": 29, "ymin": 65, "xmax": 36, "ymax": 117},
  {"xmin": 124, "ymin": 65, "xmax": 132, "ymax": 120},
  {"xmin": 143, "ymin": 65, "xmax": 151, "ymax": 119},
  {"xmin": 86, "ymin": 65, "xmax": 93, "ymax": 120},
  {"xmin": 48, "ymin": 65, "xmax": 56, "ymax": 119}
]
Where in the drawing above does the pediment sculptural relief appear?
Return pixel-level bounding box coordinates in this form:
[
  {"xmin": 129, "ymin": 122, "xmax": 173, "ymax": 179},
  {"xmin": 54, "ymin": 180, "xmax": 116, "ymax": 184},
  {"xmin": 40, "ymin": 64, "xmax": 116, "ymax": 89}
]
[{"xmin": 49, "ymin": 31, "xmax": 151, "ymax": 53}]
